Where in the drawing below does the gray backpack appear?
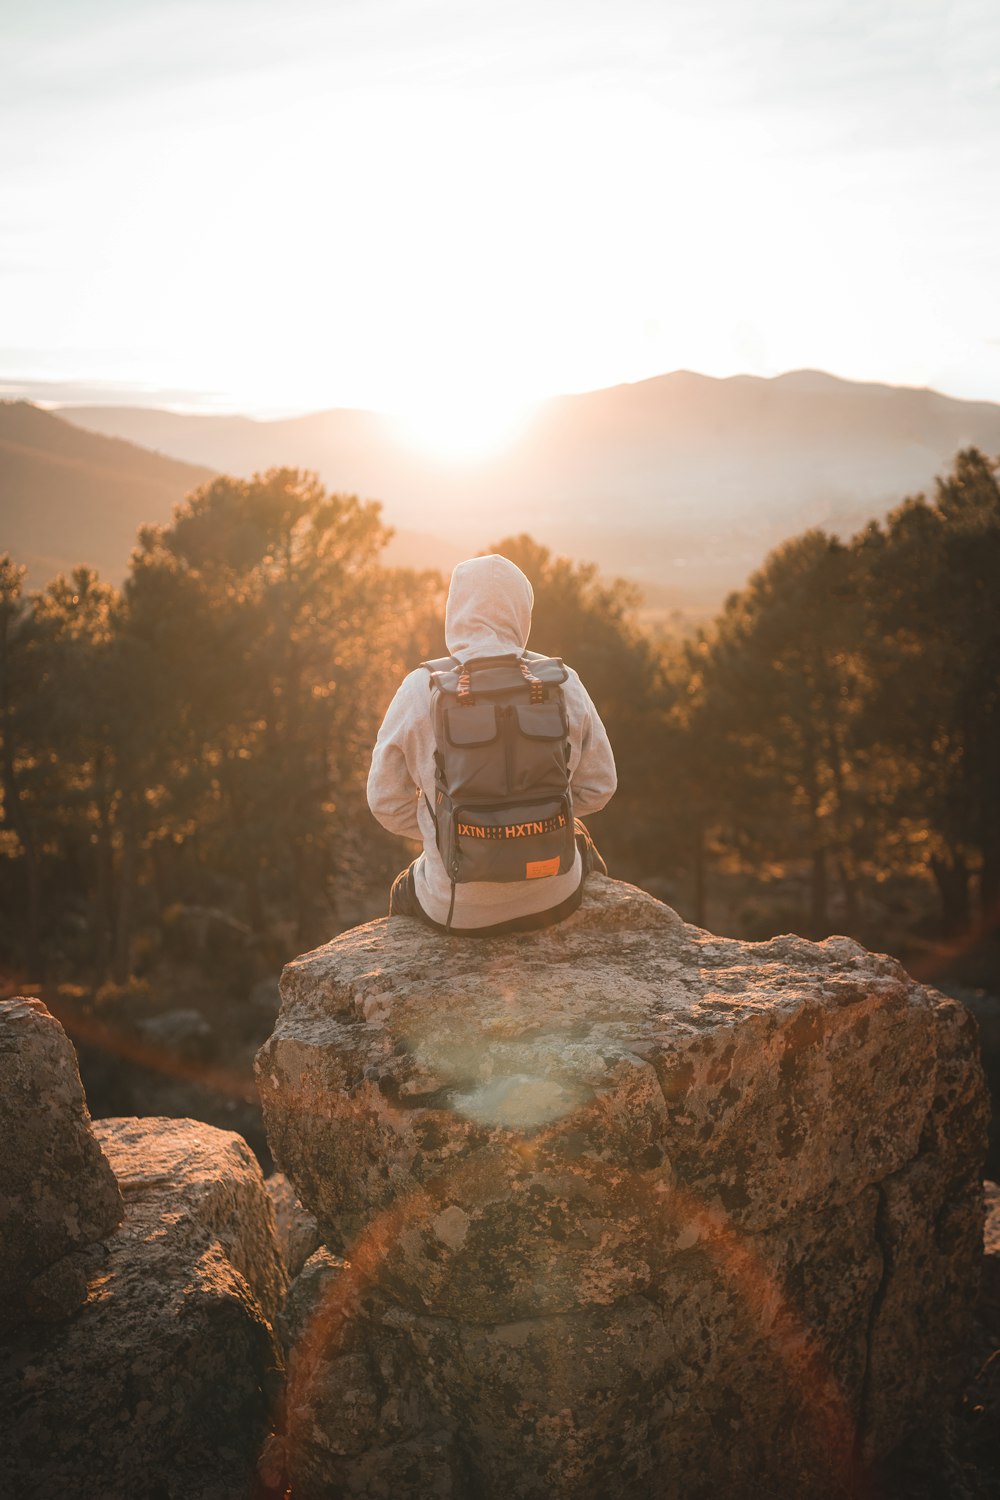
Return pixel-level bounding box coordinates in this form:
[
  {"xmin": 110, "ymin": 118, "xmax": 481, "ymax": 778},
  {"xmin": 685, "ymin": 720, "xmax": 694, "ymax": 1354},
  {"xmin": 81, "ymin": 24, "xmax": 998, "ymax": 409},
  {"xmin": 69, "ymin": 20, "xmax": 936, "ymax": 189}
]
[{"xmin": 420, "ymin": 652, "xmax": 576, "ymax": 926}]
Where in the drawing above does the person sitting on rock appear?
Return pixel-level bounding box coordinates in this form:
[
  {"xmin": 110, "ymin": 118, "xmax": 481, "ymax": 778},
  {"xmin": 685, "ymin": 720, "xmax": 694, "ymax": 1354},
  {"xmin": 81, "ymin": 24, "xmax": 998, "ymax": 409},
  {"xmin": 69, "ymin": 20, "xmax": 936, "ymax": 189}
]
[{"xmin": 367, "ymin": 553, "xmax": 617, "ymax": 935}]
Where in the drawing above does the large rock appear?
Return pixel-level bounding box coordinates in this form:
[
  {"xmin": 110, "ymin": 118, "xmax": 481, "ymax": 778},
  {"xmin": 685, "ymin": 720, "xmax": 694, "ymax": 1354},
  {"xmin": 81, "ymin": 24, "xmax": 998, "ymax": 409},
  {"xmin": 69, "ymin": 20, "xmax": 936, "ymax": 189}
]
[
  {"xmin": 0, "ymin": 997, "xmax": 123, "ymax": 1321},
  {"xmin": 3, "ymin": 1116, "xmax": 286, "ymax": 1500},
  {"xmin": 256, "ymin": 876, "xmax": 989, "ymax": 1499}
]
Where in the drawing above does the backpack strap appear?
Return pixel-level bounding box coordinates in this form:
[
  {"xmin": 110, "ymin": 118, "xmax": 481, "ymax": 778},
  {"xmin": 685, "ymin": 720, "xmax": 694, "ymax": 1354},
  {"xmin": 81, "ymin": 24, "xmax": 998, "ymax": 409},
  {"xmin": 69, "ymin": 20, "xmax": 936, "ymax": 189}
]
[{"xmin": 419, "ymin": 654, "xmax": 461, "ymax": 926}]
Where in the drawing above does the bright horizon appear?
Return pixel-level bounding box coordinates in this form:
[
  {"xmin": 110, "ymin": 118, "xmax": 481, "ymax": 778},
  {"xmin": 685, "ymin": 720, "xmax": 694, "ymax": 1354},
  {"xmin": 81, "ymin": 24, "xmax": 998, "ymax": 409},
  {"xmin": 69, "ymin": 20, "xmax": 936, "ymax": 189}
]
[{"xmin": 4, "ymin": 0, "xmax": 1000, "ymax": 455}]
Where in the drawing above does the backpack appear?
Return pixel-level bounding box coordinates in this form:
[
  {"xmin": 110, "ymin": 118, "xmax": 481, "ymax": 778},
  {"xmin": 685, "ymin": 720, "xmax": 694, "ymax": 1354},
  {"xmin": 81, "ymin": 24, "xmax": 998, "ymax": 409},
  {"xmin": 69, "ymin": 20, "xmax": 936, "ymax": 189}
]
[{"xmin": 420, "ymin": 652, "xmax": 577, "ymax": 926}]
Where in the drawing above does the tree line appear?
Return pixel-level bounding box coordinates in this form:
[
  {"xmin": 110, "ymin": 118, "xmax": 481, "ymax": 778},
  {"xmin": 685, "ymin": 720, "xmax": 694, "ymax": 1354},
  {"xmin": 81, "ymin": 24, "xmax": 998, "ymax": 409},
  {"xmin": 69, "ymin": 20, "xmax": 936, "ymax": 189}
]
[
  {"xmin": 664, "ymin": 446, "xmax": 999, "ymax": 941},
  {"xmin": 1, "ymin": 448, "xmax": 997, "ymax": 990}
]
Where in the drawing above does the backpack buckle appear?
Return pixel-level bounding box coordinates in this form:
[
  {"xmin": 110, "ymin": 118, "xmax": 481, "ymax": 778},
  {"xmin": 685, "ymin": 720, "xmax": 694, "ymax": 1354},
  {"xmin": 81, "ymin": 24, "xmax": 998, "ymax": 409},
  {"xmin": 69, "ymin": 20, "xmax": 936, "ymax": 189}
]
[{"xmin": 519, "ymin": 660, "xmax": 545, "ymax": 704}]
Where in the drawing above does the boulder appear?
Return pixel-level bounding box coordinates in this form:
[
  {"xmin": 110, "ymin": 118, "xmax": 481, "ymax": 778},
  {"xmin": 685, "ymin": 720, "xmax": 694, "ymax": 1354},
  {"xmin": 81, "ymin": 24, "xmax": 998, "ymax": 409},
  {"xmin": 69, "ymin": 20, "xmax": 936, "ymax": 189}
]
[
  {"xmin": 266, "ymin": 1170, "xmax": 322, "ymax": 1279},
  {"xmin": 3, "ymin": 1116, "xmax": 286, "ymax": 1500},
  {"xmin": 0, "ymin": 997, "xmax": 123, "ymax": 1321},
  {"xmin": 256, "ymin": 876, "xmax": 989, "ymax": 1499}
]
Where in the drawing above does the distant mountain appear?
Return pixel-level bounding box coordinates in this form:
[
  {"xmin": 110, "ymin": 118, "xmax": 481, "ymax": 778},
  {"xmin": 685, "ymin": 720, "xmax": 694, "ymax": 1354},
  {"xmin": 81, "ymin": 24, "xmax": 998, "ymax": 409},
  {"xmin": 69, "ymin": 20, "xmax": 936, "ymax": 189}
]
[
  {"xmin": 0, "ymin": 403, "xmax": 462, "ymax": 589},
  {"xmin": 0, "ymin": 402, "xmax": 213, "ymax": 586},
  {"xmin": 60, "ymin": 370, "xmax": 1000, "ymax": 615}
]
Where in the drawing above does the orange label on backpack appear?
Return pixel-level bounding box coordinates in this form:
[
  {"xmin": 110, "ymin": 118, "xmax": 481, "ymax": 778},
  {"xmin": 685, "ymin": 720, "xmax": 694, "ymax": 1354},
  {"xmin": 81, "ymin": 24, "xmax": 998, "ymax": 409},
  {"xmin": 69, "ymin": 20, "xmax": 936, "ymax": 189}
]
[{"xmin": 526, "ymin": 857, "xmax": 560, "ymax": 879}]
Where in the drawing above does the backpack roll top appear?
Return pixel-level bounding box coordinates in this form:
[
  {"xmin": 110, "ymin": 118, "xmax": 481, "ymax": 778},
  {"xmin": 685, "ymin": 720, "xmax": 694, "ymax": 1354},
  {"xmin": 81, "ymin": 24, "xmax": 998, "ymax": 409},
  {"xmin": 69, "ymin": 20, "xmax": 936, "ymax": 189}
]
[{"xmin": 424, "ymin": 655, "xmax": 569, "ymax": 698}]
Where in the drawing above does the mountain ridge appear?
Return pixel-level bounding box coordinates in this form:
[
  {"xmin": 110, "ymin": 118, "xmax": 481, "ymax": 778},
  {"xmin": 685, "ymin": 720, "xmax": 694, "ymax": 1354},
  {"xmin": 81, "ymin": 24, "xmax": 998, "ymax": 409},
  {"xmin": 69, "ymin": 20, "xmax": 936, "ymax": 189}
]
[
  {"xmin": 5, "ymin": 370, "xmax": 1000, "ymax": 614},
  {"xmin": 56, "ymin": 364, "xmax": 1000, "ymax": 426},
  {"xmin": 0, "ymin": 402, "xmax": 214, "ymax": 586}
]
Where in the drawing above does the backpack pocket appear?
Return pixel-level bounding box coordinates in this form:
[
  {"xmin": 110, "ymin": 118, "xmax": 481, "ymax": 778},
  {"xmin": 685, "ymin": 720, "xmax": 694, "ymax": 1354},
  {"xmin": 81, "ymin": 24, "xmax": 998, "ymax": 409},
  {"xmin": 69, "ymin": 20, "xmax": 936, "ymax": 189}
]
[
  {"xmin": 443, "ymin": 794, "xmax": 577, "ymax": 884},
  {"xmin": 443, "ymin": 705, "xmax": 507, "ymax": 799},
  {"xmin": 512, "ymin": 702, "xmax": 570, "ymax": 794},
  {"xmin": 514, "ymin": 702, "xmax": 566, "ymax": 738},
  {"xmin": 446, "ymin": 704, "xmax": 499, "ymax": 747}
]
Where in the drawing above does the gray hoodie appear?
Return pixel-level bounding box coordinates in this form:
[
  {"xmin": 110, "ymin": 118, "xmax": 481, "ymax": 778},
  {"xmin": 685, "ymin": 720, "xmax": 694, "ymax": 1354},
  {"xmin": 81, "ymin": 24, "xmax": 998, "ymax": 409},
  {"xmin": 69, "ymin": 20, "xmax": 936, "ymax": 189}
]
[{"xmin": 367, "ymin": 554, "xmax": 618, "ymax": 929}]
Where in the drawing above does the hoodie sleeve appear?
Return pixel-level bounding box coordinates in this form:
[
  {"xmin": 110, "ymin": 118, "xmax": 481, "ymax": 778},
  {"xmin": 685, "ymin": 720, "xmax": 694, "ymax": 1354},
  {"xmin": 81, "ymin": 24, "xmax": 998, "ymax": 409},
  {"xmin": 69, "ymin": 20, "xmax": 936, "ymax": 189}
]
[
  {"xmin": 366, "ymin": 672, "xmax": 427, "ymax": 841},
  {"xmin": 567, "ymin": 673, "xmax": 618, "ymax": 817}
]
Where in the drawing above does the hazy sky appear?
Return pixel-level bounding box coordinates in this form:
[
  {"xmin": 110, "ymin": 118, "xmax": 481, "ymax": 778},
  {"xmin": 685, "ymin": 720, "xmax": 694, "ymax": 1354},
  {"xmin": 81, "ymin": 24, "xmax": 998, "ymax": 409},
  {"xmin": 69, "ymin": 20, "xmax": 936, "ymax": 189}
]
[{"xmin": 3, "ymin": 0, "xmax": 999, "ymax": 440}]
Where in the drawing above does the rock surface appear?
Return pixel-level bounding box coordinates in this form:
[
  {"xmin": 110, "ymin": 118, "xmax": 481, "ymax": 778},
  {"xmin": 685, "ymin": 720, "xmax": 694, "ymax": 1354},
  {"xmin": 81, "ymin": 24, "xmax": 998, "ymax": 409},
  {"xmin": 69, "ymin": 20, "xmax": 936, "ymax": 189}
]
[
  {"xmin": 4, "ymin": 1116, "xmax": 286, "ymax": 1500},
  {"xmin": 0, "ymin": 997, "xmax": 123, "ymax": 1321},
  {"xmin": 256, "ymin": 876, "xmax": 989, "ymax": 1499},
  {"xmin": 282, "ymin": 1248, "xmax": 458, "ymax": 1500},
  {"xmin": 986, "ymin": 1180, "xmax": 1000, "ymax": 1256},
  {"xmin": 266, "ymin": 1170, "xmax": 322, "ymax": 1279}
]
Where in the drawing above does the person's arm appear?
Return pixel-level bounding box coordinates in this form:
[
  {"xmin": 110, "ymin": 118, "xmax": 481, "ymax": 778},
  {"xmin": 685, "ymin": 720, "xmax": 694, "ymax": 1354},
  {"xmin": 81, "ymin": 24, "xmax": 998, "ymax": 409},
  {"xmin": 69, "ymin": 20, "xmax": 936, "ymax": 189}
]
[
  {"xmin": 366, "ymin": 673, "xmax": 426, "ymax": 841},
  {"xmin": 568, "ymin": 675, "xmax": 617, "ymax": 817}
]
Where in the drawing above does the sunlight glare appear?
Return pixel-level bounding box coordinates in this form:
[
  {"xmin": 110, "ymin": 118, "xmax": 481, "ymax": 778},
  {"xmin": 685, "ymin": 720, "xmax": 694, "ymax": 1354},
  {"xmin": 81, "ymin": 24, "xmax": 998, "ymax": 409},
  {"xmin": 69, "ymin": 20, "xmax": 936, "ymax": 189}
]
[{"xmin": 390, "ymin": 390, "xmax": 539, "ymax": 463}]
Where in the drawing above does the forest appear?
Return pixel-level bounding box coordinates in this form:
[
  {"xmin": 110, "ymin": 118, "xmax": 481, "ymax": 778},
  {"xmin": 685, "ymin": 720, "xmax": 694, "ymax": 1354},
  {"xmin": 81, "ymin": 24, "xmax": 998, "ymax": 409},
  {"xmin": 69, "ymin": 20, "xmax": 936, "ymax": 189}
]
[{"xmin": 1, "ymin": 447, "xmax": 998, "ymax": 1136}]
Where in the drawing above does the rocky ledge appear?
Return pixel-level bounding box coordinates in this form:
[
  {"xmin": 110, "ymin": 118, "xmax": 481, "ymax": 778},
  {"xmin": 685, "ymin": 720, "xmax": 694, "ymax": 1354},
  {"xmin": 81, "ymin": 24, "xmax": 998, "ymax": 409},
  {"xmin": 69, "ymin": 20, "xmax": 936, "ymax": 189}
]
[
  {"xmin": 257, "ymin": 875, "xmax": 989, "ymax": 1499},
  {"xmin": 4, "ymin": 1114, "xmax": 286, "ymax": 1500},
  {"xmin": 2, "ymin": 998, "xmax": 287, "ymax": 1500}
]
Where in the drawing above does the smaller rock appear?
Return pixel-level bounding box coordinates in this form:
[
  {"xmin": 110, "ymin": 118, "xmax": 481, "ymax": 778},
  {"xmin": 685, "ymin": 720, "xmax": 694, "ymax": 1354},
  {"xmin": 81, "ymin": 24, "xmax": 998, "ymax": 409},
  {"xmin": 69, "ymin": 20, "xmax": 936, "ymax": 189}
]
[
  {"xmin": 266, "ymin": 1171, "xmax": 322, "ymax": 1279},
  {"xmin": 22, "ymin": 1245, "xmax": 105, "ymax": 1323},
  {"xmin": 0, "ymin": 997, "xmax": 123, "ymax": 1313},
  {"xmin": 984, "ymin": 1180, "xmax": 1000, "ymax": 1256},
  {"xmin": 283, "ymin": 1246, "xmax": 350, "ymax": 1348},
  {"xmin": 95, "ymin": 1115, "xmax": 288, "ymax": 1323},
  {"xmin": 283, "ymin": 1249, "xmax": 458, "ymax": 1500},
  {"xmin": 4, "ymin": 1116, "xmax": 288, "ymax": 1500}
]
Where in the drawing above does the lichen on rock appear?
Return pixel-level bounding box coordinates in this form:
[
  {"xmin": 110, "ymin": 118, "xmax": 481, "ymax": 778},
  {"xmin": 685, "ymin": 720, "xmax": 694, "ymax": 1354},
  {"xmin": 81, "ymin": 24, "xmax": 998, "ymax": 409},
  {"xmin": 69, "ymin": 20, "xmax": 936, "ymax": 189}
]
[{"xmin": 257, "ymin": 875, "xmax": 989, "ymax": 1498}]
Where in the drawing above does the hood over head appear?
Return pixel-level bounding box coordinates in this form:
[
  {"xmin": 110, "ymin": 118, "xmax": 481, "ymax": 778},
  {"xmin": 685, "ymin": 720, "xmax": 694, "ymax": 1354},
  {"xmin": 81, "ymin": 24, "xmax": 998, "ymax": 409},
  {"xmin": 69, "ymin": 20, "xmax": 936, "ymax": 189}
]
[{"xmin": 445, "ymin": 554, "xmax": 534, "ymax": 663}]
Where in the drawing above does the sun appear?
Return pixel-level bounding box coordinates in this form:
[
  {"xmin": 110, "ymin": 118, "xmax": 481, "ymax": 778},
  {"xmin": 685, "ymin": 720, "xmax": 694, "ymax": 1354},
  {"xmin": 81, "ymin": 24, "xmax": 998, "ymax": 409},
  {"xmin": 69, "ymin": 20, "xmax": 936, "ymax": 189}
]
[{"xmin": 390, "ymin": 390, "xmax": 539, "ymax": 464}]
